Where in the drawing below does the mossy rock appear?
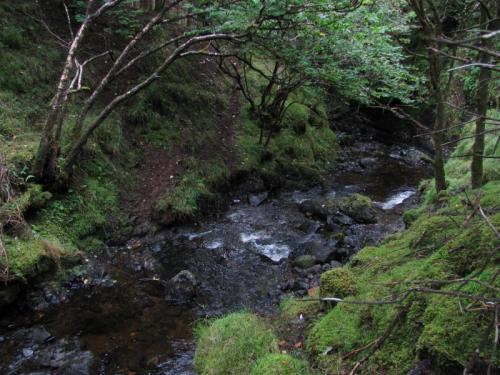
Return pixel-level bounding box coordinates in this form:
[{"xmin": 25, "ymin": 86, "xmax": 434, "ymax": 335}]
[
  {"xmin": 22, "ymin": 184, "xmax": 52, "ymax": 211},
  {"xmin": 309, "ymin": 106, "xmax": 329, "ymax": 129},
  {"xmin": 293, "ymin": 255, "xmax": 316, "ymax": 269},
  {"xmin": 443, "ymin": 213, "xmax": 500, "ymax": 275},
  {"xmin": 320, "ymin": 267, "xmax": 357, "ymax": 298},
  {"xmin": 306, "ymin": 302, "xmax": 362, "ymax": 356},
  {"xmin": 338, "ymin": 194, "xmax": 377, "ymax": 224},
  {"xmin": 0, "ymin": 184, "xmax": 52, "ymax": 229},
  {"xmin": 194, "ymin": 312, "xmax": 278, "ymax": 375},
  {"xmin": 251, "ymin": 354, "xmax": 310, "ymax": 375},
  {"xmin": 418, "ymin": 276, "xmax": 500, "ymax": 370},
  {"xmin": 402, "ymin": 208, "xmax": 420, "ymax": 227},
  {"xmin": 408, "ymin": 215, "xmax": 462, "ymax": 254}
]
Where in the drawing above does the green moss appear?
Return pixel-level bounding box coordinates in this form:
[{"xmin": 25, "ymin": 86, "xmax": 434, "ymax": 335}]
[
  {"xmin": 154, "ymin": 173, "xmax": 212, "ymax": 219},
  {"xmin": 306, "ymin": 180, "xmax": 499, "ymax": 373},
  {"xmin": 279, "ymin": 295, "xmax": 321, "ymax": 320},
  {"xmin": 408, "ymin": 215, "xmax": 462, "ymax": 254},
  {"xmin": 0, "ymin": 184, "xmax": 52, "ymax": 223},
  {"xmin": 251, "ymin": 354, "xmax": 310, "ymax": 375},
  {"xmin": 284, "ymin": 103, "xmax": 309, "ymax": 135},
  {"xmin": 337, "ymin": 193, "xmax": 377, "ymax": 223},
  {"xmin": 32, "ymin": 175, "xmax": 120, "ymax": 249},
  {"xmin": 320, "ymin": 267, "xmax": 357, "ymax": 298},
  {"xmin": 479, "ymin": 181, "xmax": 500, "ymax": 208},
  {"xmin": 154, "ymin": 158, "xmax": 229, "ymax": 220},
  {"xmin": 418, "ymin": 270, "xmax": 499, "ymax": 368},
  {"xmin": 307, "ymin": 303, "xmax": 363, "ymax": 355},
  {"xmin": 2, "ymin": 236, "xmax": 66, "ymax": 280},
  {"xmin": 403, "ymin": 208, "xmax": 420, "ymax": 227},
  {"xmin": 421, "ymin": 110, "xmax": 500, "ymax": 207},
  {"xmin": 309, "ymin": 104, "xmax": 329, "ymax": 129},
  {"xmin": 235, "ymin": 102, "xmax": 336, "ymax": 184},
  {"xmin": 194, "ymin": 312, "xmax": 278, "ymax": 375},
  {"xmin": 293, "ymin": 255, "xmax": 316, "ymax": 269},
  {"xmin": 127, "ymin": 58, "xmax": 228, "ymax": 154},
  {"xmin": 442, "ymin": 213, "xmax": 500, "ymax": 275}
]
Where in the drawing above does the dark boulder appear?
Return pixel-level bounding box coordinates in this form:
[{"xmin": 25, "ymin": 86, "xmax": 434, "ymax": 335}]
[
  {"xmin": 0, "ymin": 282, "xmax": 21, "ymax": 307},
  {"xmin": 292, "ymin": 239, "xmax": 338, "ymax": 264},
  {"xmin": 296, "ymin": 219, "xmax": 321, "ymax": 234},
  {"xmin": 299, "ymin": 198, "xmax": 335, "ymax": 220},
  {"xmin": 327, "ymin": 212, "xmax": 354, "ymax": 227},
  {"xmin": 338, "ymin": 194, "xmax": 378, "ymax": 224},
  {"xmin": 248, "ymin": 192, "xmax": 268, "ymax": 207},
  {"xmin": 165, "ymin": 270, "xmax": 198, "ymax": 303},
  {"xmin": 359, "ymin": 157, "xmax": 378, "ymax": 169}
]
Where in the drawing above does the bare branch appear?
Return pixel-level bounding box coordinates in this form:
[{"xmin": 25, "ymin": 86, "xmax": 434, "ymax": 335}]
[
  {"xmin": 64, "ymin": 32, "xmax": 246, "ymax": 171},
  {"xmin": 478, "ymin": 202, "xmax": 500, "ymax": 240},
  {"xmin": 442, "ymin": 127, "xmax": 500, "ymax": 146},
  {"xmin": 62, "ymin": 0, "xmax": 74, "ymax": 40},
  {"xmin": 448, "ymin": 63, "xmax": 500, "ymax": 72},
  {"xmin": 432, "ymin": 37, "xmax": 500, "ymax": 59}
]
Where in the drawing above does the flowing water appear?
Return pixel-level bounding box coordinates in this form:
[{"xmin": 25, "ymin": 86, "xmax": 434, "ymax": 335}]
[{"xmin": 0, "ymin": 138, "xmax": 431, "ymax": 374}]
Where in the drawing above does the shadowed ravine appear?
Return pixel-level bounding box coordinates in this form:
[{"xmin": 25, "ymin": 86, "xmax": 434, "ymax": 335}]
[{"xmin": 0, "ymin": 136, "xmax": 431, "ymax": 374}]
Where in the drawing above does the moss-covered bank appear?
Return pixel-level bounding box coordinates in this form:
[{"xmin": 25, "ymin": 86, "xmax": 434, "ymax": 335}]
[{"xmin": 306, "ymin": 117, "xmax": 500, "ymax": 373}]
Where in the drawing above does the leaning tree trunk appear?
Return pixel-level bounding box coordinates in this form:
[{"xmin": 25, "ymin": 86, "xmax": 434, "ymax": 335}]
[
  {"xmin": 34, "ymin": 48, "xmax": 80, "ymax": 184},
  {"xmin": 33, "ymin": 0, "xmax": 94, "ymax": 183},
  {"xmin": 33, "ymin": 0, "xmax": 125, "ymax": 185},
  {"xmin": 471, "ymin": 1, "xmax": 494, "ymax": 189}
]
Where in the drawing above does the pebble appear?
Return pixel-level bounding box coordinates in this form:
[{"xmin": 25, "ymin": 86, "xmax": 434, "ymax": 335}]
[{"xmin": 22, "ymin": 348, "xmax": 34, "ymax": 357}]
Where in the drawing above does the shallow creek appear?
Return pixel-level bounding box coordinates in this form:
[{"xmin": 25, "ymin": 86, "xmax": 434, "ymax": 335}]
[{"xmin": 0, "ymin": 138, "xmax": 431, "ymax": 374}]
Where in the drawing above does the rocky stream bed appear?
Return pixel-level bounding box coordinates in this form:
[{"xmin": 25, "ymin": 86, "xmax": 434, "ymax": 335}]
[{"xmin": 0, "ymin": 134, "xmax": 432, "ymax": 374}]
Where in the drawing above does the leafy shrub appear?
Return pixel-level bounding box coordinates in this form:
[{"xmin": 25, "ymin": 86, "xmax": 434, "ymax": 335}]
[{"xmin": 0, "ymin": 25, "xmax": 24, "ymax": 49}]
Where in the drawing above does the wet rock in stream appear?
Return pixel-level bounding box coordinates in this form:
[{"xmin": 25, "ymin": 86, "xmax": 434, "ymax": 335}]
[
  {"xmin": 2, "ymin": 326, "xmax": 94, "ymax": 375},
  {"xmin": 27, "ymin": 338, "xmax": 94, "ymax": 375},
  {"xmin": 165, "ymin": 270, "xmax": 199, "ymax": 304},
  {"xmin": 298, "ymin": 198, "xmax": 332, "ymax": 220},
  {"xmin": 293, "ymin": 255, "xmax": 316, "ymax": 269},
  {"xmin": 248, "ymin": 191, "xmax": 269, "ymax": 207}
]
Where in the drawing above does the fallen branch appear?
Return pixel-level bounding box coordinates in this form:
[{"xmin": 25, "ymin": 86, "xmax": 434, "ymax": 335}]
[
  {"xmin": 300, "ymin": 287, "xmax": 499, "ymax": 306},
  {"xmin": 479, "ymin": 202, "xmax": 500, "ymax": 240}
]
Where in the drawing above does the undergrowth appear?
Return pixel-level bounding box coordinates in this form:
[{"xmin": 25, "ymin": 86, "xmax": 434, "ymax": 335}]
[{"xmin": 0, "ymin": 3, "xmax": 134, "ymax": 279}]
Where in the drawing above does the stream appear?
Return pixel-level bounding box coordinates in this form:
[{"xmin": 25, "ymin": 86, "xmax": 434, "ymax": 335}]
[{"xmin": 0, "ymin": 135, "xmax": 431, "ymax": 374}]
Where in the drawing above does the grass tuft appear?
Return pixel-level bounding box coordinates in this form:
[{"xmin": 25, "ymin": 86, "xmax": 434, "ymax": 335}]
[{"xmin": 194, "ymin": 312, "xmax": 279, "ymax": 375}]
